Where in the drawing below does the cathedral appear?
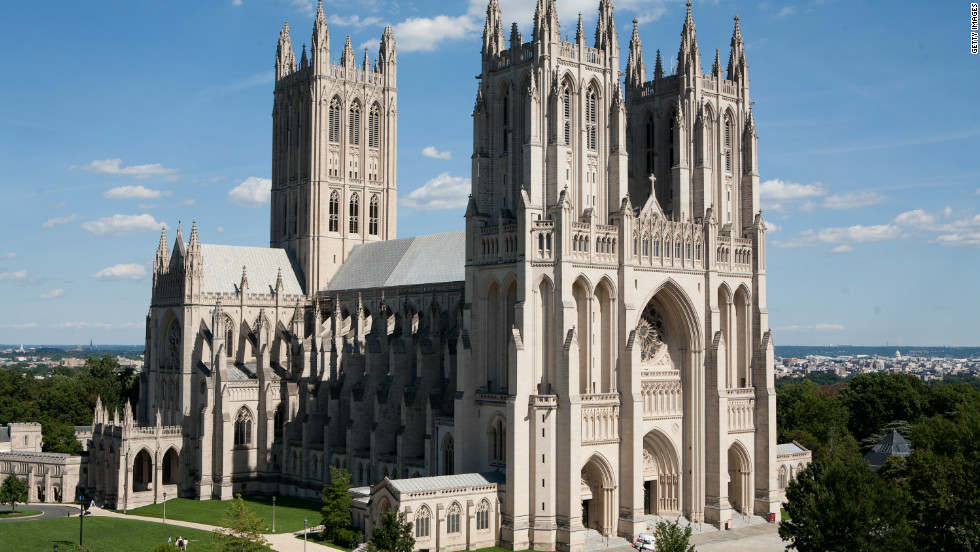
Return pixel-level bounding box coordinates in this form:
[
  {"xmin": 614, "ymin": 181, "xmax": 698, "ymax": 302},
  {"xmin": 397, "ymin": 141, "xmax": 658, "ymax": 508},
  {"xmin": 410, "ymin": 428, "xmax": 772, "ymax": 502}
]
[{"xmin": 80, "ymin": 1, "xmax": 801, "ymax": 550}]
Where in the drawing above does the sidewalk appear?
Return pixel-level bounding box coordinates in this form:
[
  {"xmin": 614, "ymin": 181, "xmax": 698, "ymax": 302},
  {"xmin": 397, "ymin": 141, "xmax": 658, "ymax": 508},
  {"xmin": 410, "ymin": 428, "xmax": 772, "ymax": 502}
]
[{"xmin": 88, "ymin": 506, "xmax": 339, "ymax": 552}]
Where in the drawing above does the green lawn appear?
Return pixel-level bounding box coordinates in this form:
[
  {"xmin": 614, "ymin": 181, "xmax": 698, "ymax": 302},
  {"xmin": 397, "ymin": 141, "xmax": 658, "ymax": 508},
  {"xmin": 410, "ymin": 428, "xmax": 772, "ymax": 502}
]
[
  {"xmin": 0, "ymin": 509, "xmax": 42, "ymax": 518},
  {"xmin": 125, "ymin": 494, "xmax": 322, "ymax": 534},
  {"xmin": 1, "ymin": 515, "xmax": 222, "ymax": 552},
  {"xmin": 781, "ymin": 507, "xmax": 791, "ymax": 521}
]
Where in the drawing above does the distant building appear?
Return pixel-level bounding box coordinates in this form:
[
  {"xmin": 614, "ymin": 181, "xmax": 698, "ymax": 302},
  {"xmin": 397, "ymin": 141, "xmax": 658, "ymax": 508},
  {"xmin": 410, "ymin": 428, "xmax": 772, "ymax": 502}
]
[
  {"xmin": 775, "ymin": 441, "xmax": 812, "ymax": 504},
  {"xmin": 863, "ymin": 430, "xmax": 912, "ymax": 471}
]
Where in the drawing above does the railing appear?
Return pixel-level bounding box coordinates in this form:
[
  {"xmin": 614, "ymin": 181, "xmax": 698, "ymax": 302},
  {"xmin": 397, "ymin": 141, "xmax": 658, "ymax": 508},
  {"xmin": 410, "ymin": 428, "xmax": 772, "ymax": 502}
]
[
  {"xmin": 531, "ymin": 220, "xmax": 555, "ymax": 262},
  {"xmin": 580, "ymin": 392, "xmax": 619, "ymax": 404},
  {"xmin": 641, "ymin": 380, "xmax": 683, "ymax": 419},
  {"xmin": 631, "ymin": 218, "xmax": 704, "ymax": 270},
  {"xmin": 727, "ymin": 388, "xmax": 755, "ymax": 432},
  {"xmin": 475, "ymin": 391, "xmax": 508, "ymax": 404}
]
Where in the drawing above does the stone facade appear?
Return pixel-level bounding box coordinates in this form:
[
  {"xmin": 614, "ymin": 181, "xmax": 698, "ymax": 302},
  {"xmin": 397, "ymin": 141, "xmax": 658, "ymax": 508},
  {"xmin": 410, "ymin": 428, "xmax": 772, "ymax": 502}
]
[
  {"xmin": 83, "ymin": 1, "xmax": 795, "ymax": 550},
  {"xmin": 0, "ymin": 451, "xmax": 83, "ymax": 504}
]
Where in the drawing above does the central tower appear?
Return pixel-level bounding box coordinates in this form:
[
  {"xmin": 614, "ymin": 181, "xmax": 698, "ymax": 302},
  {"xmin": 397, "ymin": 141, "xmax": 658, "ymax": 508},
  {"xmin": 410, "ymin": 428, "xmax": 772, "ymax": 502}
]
[{"xmin": 270, "ymin": 1, "xmax": 398, "ymax": 293}]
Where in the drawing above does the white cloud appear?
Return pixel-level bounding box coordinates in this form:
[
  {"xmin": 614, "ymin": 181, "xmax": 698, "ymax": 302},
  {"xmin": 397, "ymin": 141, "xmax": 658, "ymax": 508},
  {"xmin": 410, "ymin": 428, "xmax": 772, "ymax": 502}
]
[
  {"xmin": 401, "ymin": 172, "xmax": 470, "ymax": 210},
  {"xmin": 92, "ymin": 263, "xmax": 149, "ymax": 281},
  {"xmin": 81, "ymin": 214, "xmax": 167, "ymax": 237},
  {"xmin": 389, "ymin": 15, "xmax": 482, "ymax": 52},
  {"xmin": 774, "ymin": 224, "xmax": 901, "ymax": 248},
  {"xmin": 7, "ymin": 323, "xmax": 39, "ymax": 329},
  {"xmin": 217, "ymin": 226, "xmax": 224, "ymax": 233},
  {"xmin": 76, "ymin": 158, "xmax": 177, "ymax": 178},
  {"xmin": 759, "ymin": 179, "xmax": 825, "ymax": 211},
  {"xmin": 331, "ymin": 14, "xmax": 383, "ymax": 29},
  {"xmin": 54, "ymin": 201, "xmax": 67, "ymax": 208},
  {"xmin": 823, "ymin": 191, "xmax": 886, "ymax": 209},
  {"xmin": 763, "ymin": 221, "xmax": 781, "ymax": 232},
  {"xmin": 232, "ymin": 0, "xmax": 242, "ymax": 5},
  {"xmin": 228, "ymin": 177, "xmax": 271, "ymax": 208},
  {"xmin": 42, "ymin": 214, "xmax": 79, "ymax": 228},
  {"xmin": 894, "ymin": 209, "xmax": 935, "ymax": 228},
  {"xmin": 0, "ymin": 270, "xmax": 28, "ymax": 281},
  {"xmin": 1, "ymin": 252, "xmax": 18, "ymax": 260},
  {"xmin": 814, "ymin": 323, "xmax": 845, "ymax": 331},
  {"xmin": 103, "ymin": 185, "xmax": 168, "ymax": 200},
  {"xmin": 422, "ymin": 146, "xmax": 451, "ymax": 160},
  {"xmin": 893, "ymin": 208, "xmax": 980, "ymax": 248},
  {"xmin": 40, "ymin": 289, "xmax": 65, "ymax": 300},
  {"xmin": 831, "ymin": 245, "xmax": 853, "ymax": 253},
  {"xmin": 776, "ymin": 6, "xmax": 796, "ymax": 18}
]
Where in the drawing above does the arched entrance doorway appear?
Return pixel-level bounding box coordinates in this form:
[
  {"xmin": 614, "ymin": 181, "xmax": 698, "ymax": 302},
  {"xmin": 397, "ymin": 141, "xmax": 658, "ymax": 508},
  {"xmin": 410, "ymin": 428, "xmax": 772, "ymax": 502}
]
[
  {"xmin": 581, "ymin": 454, "xmax": 616, "ymax": 536},
  {"xmin": 133, "ymin": 449, "xmax": 153, "ymax": 492},
  {"xmin": 642, "ymin": 429, "xmax": 681, "ymax": 515},
  {"xmin": 162, "ymin": 447, "xmax": 179, "ymax": 485},
  {"xmin": 728, "ymin": 443, "xmax": 752, "ymax": 515}
]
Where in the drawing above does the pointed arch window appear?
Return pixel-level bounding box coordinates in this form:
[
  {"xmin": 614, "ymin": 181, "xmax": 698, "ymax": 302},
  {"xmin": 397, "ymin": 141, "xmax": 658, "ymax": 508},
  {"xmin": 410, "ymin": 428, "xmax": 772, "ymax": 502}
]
[
  {"xmin": 368, "ymin": 194, "xmax": 380, "ymax": 236},
  {"xmin": 329, "ymin": 98, "xmax": 341, "ymax": 143},
  {"xmin": 226, "ymin": 328, "xmax": 234, "ymax": 359},
  {"xmin": 415, "ymin": 505, "xmax": 431, "ymax": 538},
  {"xmin": 668, "ymin": 117, "xmax": 676, "ymax": 168},
  {"xmin": 368, "ymin": 104, "xmax": 381, "ymax": 149},
  {"xmin": 725, "ymin": 117, "xmax": 732, "ymax": 173},
  {"xmin": 645, "ymin": 112, "xmax": 655, "ymax": 175},
  {"xmin": 274, "ymin": 403, "xmax": 284, "ymax": 441},
  {"xmin": 501, "ymin": 89, "xmax": 509, "ymax": 153},
  {"xmin": 446, "ymin": 502, "xmax": 462, "ymax": 534},
  {"xmin": 234, "ymin": 407, "xmax": 252, "ymax": 446},
  {"xmin": 489, "ymin": 416, "xmax": 506, "ymax": 466},
  {"xmin": 562, "ymin": 84, "xmax": 571, "ymax": 146},
  {"xmin": 476, "ymin": 499, "xmax": 491, "ymax": 531},
  {"xmin": 586, "ymin": 87, "xmax": 598, "ymax": 151},
  {"xmin": 442, "ymin": 434, "xmax": 454, "ymax": 476},
  {"xmin": 349, "ymin": 193, "xmax": 359, "ymax": 234},
  {"xmin": 349, "ymin": 102, "xmax": 361, "ymax": 145},
  {"xmin": 329, "ymin": 191, "xmax": 339, "ymax": 233}
]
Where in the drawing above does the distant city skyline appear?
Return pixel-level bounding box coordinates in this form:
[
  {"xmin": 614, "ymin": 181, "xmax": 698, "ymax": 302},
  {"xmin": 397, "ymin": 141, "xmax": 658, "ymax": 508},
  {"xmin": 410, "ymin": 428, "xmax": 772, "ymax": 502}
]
[{"xmin": 0, "ymin": 0, "xmax": 977, "ymax": 345}]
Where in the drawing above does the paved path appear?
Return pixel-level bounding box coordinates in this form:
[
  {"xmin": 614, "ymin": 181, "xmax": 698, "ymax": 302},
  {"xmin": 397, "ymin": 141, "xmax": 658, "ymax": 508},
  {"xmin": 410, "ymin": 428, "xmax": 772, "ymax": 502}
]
[
  {"xmin": 0, "ymin": 503, "xmax": 81, "ymax": 522},
  {"xmin": 87, "ymin": 505, "xmax": 338, "ymax": 552}
]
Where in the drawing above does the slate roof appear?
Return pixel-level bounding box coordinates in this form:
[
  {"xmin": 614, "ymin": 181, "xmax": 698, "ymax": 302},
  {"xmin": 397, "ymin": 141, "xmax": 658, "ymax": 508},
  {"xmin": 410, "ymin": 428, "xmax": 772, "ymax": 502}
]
[
  {"xmin": 325, "ymin": 231, "xmax": 465, "ymax": 292},
  {"xmin": 388, "ymin": 471, "xmax": 503, "ymax": 494},
  {"xmin": 863, "ymin": 430, "xmax": 913, "ymax": 471},
  {"xmin": 776, "ymin": 442, "xmax": 808, "ymax": 456},
  {"xmin": 199, "ymin": 244, "xmax": 304, "ymax": 295}
]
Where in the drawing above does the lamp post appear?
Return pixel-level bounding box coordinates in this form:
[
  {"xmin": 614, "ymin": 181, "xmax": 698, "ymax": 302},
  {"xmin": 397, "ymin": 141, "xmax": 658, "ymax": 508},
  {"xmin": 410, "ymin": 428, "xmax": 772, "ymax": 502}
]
[
  {"xmin": 78, "ymin": 494, "xmax": 91, "ymax": 547},
  {"xmin": 163, "ymin": 492, "xmax": 167, "ymax": 524},
  {"xmin": 272, "ymin": 496, "xmax": 276, "ymax": 533},
  {"xmin": 304, "ymin": 519, "xmax": 308, "ymax": 552}
]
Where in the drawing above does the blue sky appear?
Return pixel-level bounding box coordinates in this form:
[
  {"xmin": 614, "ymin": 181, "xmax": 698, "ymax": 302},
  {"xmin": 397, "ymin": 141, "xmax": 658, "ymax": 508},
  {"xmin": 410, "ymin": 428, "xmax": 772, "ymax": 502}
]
[{"xmin": 0, "ymin": 0, "xmax": 977, "ymax": 346}]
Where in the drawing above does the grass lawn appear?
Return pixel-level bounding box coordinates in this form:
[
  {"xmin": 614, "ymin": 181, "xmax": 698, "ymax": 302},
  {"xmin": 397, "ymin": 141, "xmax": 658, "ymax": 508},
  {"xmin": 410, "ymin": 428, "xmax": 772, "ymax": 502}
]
[
  {"xmin": 0, "ymin": 509, "xmax": 43, "ymax": 518},
  {"xmin": 125, "ymin": 494, "xmax": 322, "ymax": 533},
  {"xmin": 781, "ymin": 507, "xmax": 791, "ymax": 521},
  {"xmin": 1, "ymin": 515, "xmax": 225, "ymax": 552}
]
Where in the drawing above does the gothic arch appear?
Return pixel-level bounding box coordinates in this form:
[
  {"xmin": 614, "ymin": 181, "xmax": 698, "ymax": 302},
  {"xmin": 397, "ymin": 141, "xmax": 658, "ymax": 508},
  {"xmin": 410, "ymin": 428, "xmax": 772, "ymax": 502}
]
[
  {"xmin": 480, "ymin": 274, "xmax": 502, "ymax": 300},
  {"xmin": 441, "ymin": 433, "xmax": 455, "ymax": 475},
  {"xmin": 132, "ymin": 447, "xmax": 153, "ymax": 492},
  {"xmin": 581, "ymin": 452, "xmax": 616, "ymax": 535},
  {"xmin": 488, "ymin": 413, "xmax": 506, "ymax": 467},
  {"xmin": 642, "ymin": 429, "xmax": 681, "ymax": 514},
  {"xmin": 728, "ymin": 440, "xmax": 752, "ymax": 515},
  {"xmin": 162, "ymin": 446, "xmax": 180, "ymax": 485},
  {"xmin": 634, "ymin": 278, "xmax": 703, "ymax": 346}
]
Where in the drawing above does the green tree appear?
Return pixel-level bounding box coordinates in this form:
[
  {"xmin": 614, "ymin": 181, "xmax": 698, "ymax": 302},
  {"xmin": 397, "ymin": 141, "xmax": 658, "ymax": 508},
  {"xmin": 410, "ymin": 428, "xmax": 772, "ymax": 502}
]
[
  {"xmin": 42, "ymin": 421, "xmax": 84, "ymax": 454},
  {"xmin": 779, "ymin": 457, "xmax": 911, "ymax": 552},
  {"xmin": 365, "ymin": 510, "xmax": 415, "ymax": 552},
  {"xmin": 320, "ymin": 467, "xmax": 361, "ymax": 547},
  {"xmin": 210, "ymin": 494, "xmax": 270, "ymax": 552},
  {"xmin": 777, "ymin": 379, "xmax": 851, "ymax": 459},
  {"xmin": 652, "ymin": 518, "xmax": 695, "ymax": 552},
  {"xmin": 0, "ymin": 473, "xmax": 29, "ymax": 512},
  {"xmin": 839, "ymin": 373, "xmax": 926, "ymax": 442}
]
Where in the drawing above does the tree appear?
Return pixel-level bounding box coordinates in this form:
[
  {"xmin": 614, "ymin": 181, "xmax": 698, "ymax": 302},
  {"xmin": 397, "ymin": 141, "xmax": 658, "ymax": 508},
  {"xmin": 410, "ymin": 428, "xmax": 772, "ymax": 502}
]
[
  {"xmin": 0, "ymin": 473, "xmax": 29, "ymax": 512},
  {"xmin": 320, "ymin": 466, "xmax": 362, "ymax": 547},
  {"xmin": 779, "ymin": 457, "xmax": 911, "ymax": 552},
  {"xmin": 839, "ymin": 373, "xmax": 926, "ymax": 443},
  {"xmin": 210, "ymin": 494, "xmax": 269, "ymax": 552},
  {"xmin": 652, "ymin": 518, "xmax": 695, "ymax": 552},
  {"xmin": 366, "ymin": 510, "xmax": 415, "ymax": 552}
]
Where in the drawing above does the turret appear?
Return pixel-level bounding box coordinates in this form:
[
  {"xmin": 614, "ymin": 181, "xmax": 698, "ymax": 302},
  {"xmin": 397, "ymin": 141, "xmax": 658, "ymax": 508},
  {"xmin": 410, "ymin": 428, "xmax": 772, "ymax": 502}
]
[
  {"xmin": 677, "ymin": 1, "xmax": 700, "ymax": 77},
  {"xmin": 311, "ymin": 0, "xmax": 329, "ymax": 74},
  {"xmin": 654, "ymin": 49, "xmax": 664, "ymax": 80},
  {"xmin": 341, "ymin": 35, "xmax": 355, "ymax": 69},
  {"xmin": 728, "ymin": 15, "xmax": 747, "ymax": 84},
  {"xmin": 576, "ymin": 13, "xmax": 585, "ymax": 46},
  {"xmin": 379, "ymin": 26, "xmax": 396, "ymax": 86},
  {"xmin": 154, "ymin": 226, "xmax": 169, "ymax": 281},
  {"xmin": 533, "ymin": 0, "xmax": 560, "ymax": 45},
  {"xmin": 185, "ymin": 221, "xmax": 203, "ymax": 299},
  {"xmin": 482, "ymin": 0, "xmax": 506, "ymax": 59},
  {"xmin": 712, "ymin": 48, "xmax": 722, "ymax": 78},
  {"xmin": 594, "ymin": 0, "xmax": 617, "ymax": 52},
  {"xmin": 275, "ymin": 22, "xmax": 296, "ymax": 81},
  {"xmin": 625, "ymin": 19, "xmax": 645, "ymax": 90},
  {"xmin": 300, "ymin": 44, "xmax": 308, "ymax": 70}
]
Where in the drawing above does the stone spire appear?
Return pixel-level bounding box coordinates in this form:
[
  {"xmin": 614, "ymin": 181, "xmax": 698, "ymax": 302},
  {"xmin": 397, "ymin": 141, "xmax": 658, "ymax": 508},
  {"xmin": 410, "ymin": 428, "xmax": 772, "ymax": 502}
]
[
  {"xmin": 379, "ymin": 25, "xmax": 396, "ymax": 85},
  {"xmin": 173, "ymin": 221, "xmax": 186, "ymax": 257},
  {"xmin": 240, "ymin": 265, "xmax": 249, "ymax": 295},
  {"xmin": 533, "ymin": 0, "xmax": 560, "ymax": 44},
  {"xmin": 594, "ymin": 0, "xmax": 617, "ymax": 51},
  {"xmin": 712, "ymin": 48, "xmax": 722, "ymax": 77},
  {"xmin": 576, "ymin": 13, "xmax": 585, "ymax": 45},
  {"xmin": 626, "ymin": 18, "xmax": 645, "ymax": 89},
  {"xmin": 677, "ymin": 1, "xmax": 700, "ymax": 76},
  {"xmin": 482, "ymin": 0, "xmax": 506, "ymax": 58},
  {"xmin": 654, "ymin": 48, "xmax": 664, "ymax": 80},
  {"xmin": 300, "ymin": 43, "xmax": 308, "ymax": 70},
  {"xmin": 275, "ymin": 22, "xmax": 296, "ymax": 81},
  {"xmin": 154, "ymin": 226, "xmax": 170, "ymax": 274},
  {"xmin": 341, "ymin": 35, "xmax": 355, "ymax": 69},
  {"xmin": 311, "ymin": 0, "xmax": 329, "ymax": 73},
  {"xmin": 188, "ymin": 220, "xmax": 199, "ymax": 249},
  {"xmin": 728, "ymin": 14, "xmax": 747, "ymax": 82},
  {"xmin": 363, "ymin": 47, "xmax": 370, "ymax": 71},
  {"xmin": 275, "ymin": 267, "xmax": 284, "ymax": 295}
]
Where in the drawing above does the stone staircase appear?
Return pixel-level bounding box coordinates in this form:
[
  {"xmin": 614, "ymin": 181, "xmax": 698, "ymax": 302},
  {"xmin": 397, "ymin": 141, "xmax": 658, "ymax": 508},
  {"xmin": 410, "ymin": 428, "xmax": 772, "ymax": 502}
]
[{"xmin": 583, "ymin": 528, "xmax": 633, "ymax": 551}]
